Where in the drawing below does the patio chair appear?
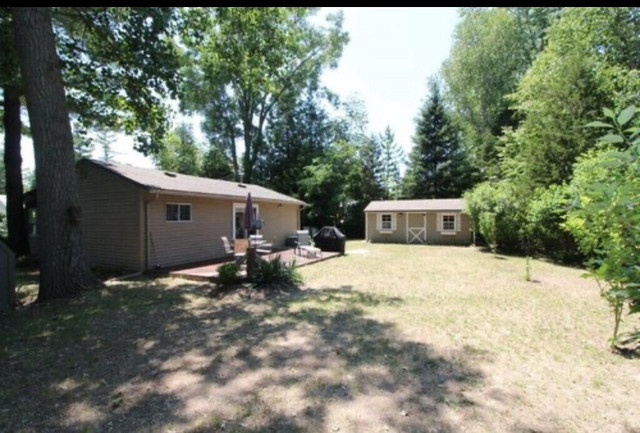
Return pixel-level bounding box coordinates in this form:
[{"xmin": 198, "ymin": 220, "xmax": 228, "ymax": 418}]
[
  {"xmin": 293, "ymin": 230, "xmax": 311, "ymax": 255},
  {"xmin": 221, "ymin": 236, "xmax": 246, "ymax": 265}
]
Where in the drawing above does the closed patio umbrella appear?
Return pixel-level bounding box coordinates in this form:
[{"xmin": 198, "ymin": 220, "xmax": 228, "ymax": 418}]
[{"xmin": 243, "ymin": 192, "xmax": 255, "ymax": 241}]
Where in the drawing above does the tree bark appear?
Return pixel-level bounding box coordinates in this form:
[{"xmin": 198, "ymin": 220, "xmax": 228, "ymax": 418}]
[
  {"xmin": 12, "ymin": 7, "xmax": 95, "ymax": 300},
  {"xmin": 3, "ymin": 86, "xmax": 29, "ymax": 256}
]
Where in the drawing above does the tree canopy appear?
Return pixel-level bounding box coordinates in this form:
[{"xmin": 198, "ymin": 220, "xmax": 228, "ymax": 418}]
[{"xmin": 181, "ymin": 7, "xmax": 348, "ymax": 183}]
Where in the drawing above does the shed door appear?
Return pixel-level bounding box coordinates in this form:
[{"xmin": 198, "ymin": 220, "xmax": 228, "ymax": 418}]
[{"xmin": 407, "ymin": 213, "xmax": 426, "ymax": 244}]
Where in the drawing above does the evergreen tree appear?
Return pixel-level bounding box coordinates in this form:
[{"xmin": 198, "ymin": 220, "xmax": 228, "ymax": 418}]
[
  {"xmin": 93, "ymin": 128, "xmax": 116, "ymax": 162},
  {"xmin": 379, "ymin": 126, "xmax": 404, "ymax": 199},
  {"xmin": 404, "ymin": 84, "xmax": 472, "ymax": 199}
]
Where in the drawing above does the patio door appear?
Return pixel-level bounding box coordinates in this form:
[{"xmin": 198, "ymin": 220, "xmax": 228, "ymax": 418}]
[
  {"xmin": 232, "ymin": 203, "xmax": 260, "ymax": 239},
  {"xmin": 407, "ymin": 213, "xmax": 426, "ymax": 244}
]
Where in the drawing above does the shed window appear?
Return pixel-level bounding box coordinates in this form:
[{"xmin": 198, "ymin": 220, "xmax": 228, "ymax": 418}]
[
  {"xmin": 443, "ymin": 215, "xmax": 455, "ymax": 231},
  {"xmin": 166, "ymin": 203, "xmax": 191, "ymax": 222},
  {"xmin": 438, "ymin": 213, "xmax": 459, "ymax": 234},
  {"xmin": 377, "ymin": 213, "xmax": 396, "ymax": 232}
]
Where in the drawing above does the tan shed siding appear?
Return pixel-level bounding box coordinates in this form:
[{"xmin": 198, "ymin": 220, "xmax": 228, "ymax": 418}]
[
  {"xmin": 366, "ymin": 212, "xmax": 407, "ymax": 243},
  {"xmin": 257, "ymin": 202, "xmax": 299, "ymax": 247},
  {"xmin": 146, "ymin": 194, "xmax": 232, "ymax": 268},
  {"xmin": 426, "ymin": 212, "xmax": 473, "ymax": 245},
  {"xmin": 366, "ymin": 211, "xmax": 472, "ymax": 245},
  {"xmin": 77, "ymin": 164, "xmax": 142, "ymax": 271}
]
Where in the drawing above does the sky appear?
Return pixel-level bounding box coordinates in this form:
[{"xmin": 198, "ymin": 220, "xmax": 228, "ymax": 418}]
[{"xmin": 19, "ymin": 7, "xmax": 460, "ymax": 172}]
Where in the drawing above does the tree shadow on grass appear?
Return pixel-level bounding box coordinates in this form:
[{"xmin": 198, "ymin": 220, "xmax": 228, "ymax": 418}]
[{"xmin": 0, "ymin": 280, "xmax": 495, "ymax": 432}]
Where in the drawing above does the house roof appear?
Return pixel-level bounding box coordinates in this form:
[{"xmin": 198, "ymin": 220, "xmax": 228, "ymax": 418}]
[
  {"xmin": 364, "ymin": 198, "xmax": 465, "ymax": 212},
  {"xmin": 0, "ymin": 195, "xmax": 5, "ymax": 212},
  {"xmin": 83, "ymin": 159, "xmax": 306, "ymax": 206}
]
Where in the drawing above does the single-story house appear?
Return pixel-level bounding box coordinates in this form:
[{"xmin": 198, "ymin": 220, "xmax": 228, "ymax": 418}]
[
  {"xmin": 77, "ymin": 158, "xmax": 306, "ymax": 271},
  {"xmin": 364, "ymin": 198, "xmax": 472, "ymax": 245},
  {"xmin": 0, "ymin": 195, "xmax": 6, "ymax": 213}
]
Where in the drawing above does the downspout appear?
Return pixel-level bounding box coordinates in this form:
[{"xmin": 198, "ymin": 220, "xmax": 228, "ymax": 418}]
[{"xmin": 144, "ymin": 193, "xmax": 159, "ymax": 270}]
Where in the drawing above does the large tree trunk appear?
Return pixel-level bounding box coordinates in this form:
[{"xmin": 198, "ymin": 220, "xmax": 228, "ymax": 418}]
[
  {"xmin": 3, "ymin": 86, "xmax": 29, "ymax": 256},
  {"xmin": 12, "ymin": 7, "xmax": 95, "ymax": 300}
]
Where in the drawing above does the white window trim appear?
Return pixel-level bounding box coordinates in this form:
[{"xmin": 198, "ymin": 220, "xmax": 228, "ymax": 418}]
[
  {"xmin": 165, "ymin": 202, "xmax": 192, "ymax": 223},
  {"xmin": 232, "ymin": 202, "xmax": 260, "ymax": 240},
  {"xmin": 377, "ymin": 213, "xmax": 397, "ymax": 233},
  {"xmin": 438, "ymin": 213, "xmax": 460, "ymax": 235}
]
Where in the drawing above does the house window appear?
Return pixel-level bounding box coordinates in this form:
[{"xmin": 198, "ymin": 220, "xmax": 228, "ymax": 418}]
[
  {"xmin": 166, "ymin": 203, "xmax": 191, "ymax": 222},
  {"xmin": 378, "ymin": 213, "xmax": 396, "ymax": 232}
]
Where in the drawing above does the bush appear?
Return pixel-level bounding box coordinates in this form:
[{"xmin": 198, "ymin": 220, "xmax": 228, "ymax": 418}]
[
  {"xmin": 217, "ymin": 262, "xmax": 240, "ymax": 287},
  {"xmin": 524, "ymin": 185, "xmax": 583, "ymax": 263},
  {"xmin": 253, "ymin": 255, "xmax": 303, "ymax": 289},
  {"xmin": 464, "ymin": 180, "xmax": 525, "ymax": 253},
  {"xmin": 565, "ymin": 106, "xmax": 640, "ymax": 347}
]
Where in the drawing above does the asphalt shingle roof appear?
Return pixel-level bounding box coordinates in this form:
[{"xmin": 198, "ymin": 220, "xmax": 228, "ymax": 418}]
[
  {"xmin": 364, "ymin": 198, "xmax": 465, "ymax": 212},
  {"xmin": 86, "ymin": 159, "xmax": 305, "ymax": 206}
]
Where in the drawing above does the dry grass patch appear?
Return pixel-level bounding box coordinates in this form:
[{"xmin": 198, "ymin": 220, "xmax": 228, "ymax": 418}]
[{"xmin": 0, "ymin": 241, "xmax": 638, "ymax": 432}]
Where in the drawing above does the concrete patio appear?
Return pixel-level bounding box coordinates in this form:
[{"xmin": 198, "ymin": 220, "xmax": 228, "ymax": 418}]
[{"xmin": 169, "ymin": 248, "xmax": 341, "ymax": 281}]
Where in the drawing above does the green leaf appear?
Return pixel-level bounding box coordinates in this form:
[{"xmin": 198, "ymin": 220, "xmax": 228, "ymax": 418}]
[
  {"xmin": 617, "ymin": 105, "xmax": 636, "ymax": 126},
  {"xmin": 603, "ymin": 108, "xmax": 616, "ymax": 119},
  {"xmin": 585, "ymin": 121, "xmax": 613, "ymax": 128},
  {"xmin": 599, "ymin": 134, "xmax": 624, "ymax": 144}
]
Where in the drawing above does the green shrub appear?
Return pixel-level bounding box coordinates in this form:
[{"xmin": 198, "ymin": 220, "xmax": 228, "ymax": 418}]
[
  {"xmin": 464, "ymin": 180, "xmax": 525, "ymax": 253},
  {"xmin": 217, "ymin": 262, "xmax": 240, "ymax": 287},
  {"xmin": 565, "ymin": 106, "xmax": 640, "ymax": 347},
  {"xmin": 523, "ymin": 185, "xmax": 583, "ymax": 263},
  {"xmin": 253, "ymin": 255, "xmax": 303, "ymax": 289}
]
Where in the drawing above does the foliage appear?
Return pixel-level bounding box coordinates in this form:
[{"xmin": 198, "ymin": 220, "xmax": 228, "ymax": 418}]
[
  {"xmin": 300, "ymin": 140, "xmax": 362, "ymax": 233},
  {"xmin": 523, "ymin": 185, "xmax": 582, "ymax": 263},
  {"xmin": 181, "ymin": 7, "xmax": 348, "ymax": 183},
  {"xmin": 253, "ymin": 255, "xmax": 303, "ymax": 289},
  {"xmin": 201, "ymin": 146, "xmax": 234, "ymax": 180},
  {"xmin": 263, "ymin": 90, "xmax": 334, "ymax": 196},
  {"xmin": 464, "ymin": 181, "xmax": 525, "ymax": 253},
  {"xmin": 93, "ymin": 128, "xmax": 116, "ymax": 162},
  {"xmin": 217, "ymin": 262, "xmax": 240, "ymax": 287},
  {"xmin": 506, "ymin": 7, "xmax": 640, "ymax": 188},
  {"xmin": 442, "ymin": 8, "xmax": 559, "ymax": 176},
  {"xmin": 378, "ymin": 126, "xmax": 404, "ymax": 199},
  {"xmin": 404, "ymin": 82, "xmax": 474, "ymax": 199},
  {"xmin": 524, "ymin": 256, "xmax": 533, "ymax": 282},
  {"xmin": 0, "ymin": 144, "xmax": 5, "ymax": 193},
  {"xmin": 54, "ymin": 7, "xmax": 182, "ymax": 152},
  {"xmin": 154, "ymin": 124, "xmax": 202, "ymax": 175},
  {"xmin": 565, "ymin": 105, "xmax": 640, "ymax": 346}
]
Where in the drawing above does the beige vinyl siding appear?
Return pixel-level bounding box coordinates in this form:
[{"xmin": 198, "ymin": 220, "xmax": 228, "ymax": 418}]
[
  {"xmin": 145, "ymin": 195, "xmax": 300, "ymax": 269},
  {"xmin": 426, "ymin": 213, "xmax": 472, "ymax": 245},
  {"xmin": 366, "ymin": 212, "xmax": 407, "ymax": 243},
  {"xmin": 257, "ymin": 202, "xmax": 299, "ymax": 247},
  {"xmin": 77, "ymin": 163, "xmax": 142, "ymax": 271},
  {"xmin": 146, "ymin": 194, "xmax": 232, "ymax": 268}
]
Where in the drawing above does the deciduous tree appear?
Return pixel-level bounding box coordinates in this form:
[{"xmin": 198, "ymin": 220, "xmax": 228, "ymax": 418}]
[{"xmin": 13, "ymin": 7, "xmax": 95, "ymax": 299}]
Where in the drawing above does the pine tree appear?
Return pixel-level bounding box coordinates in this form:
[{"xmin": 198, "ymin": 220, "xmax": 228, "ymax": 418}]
[
  {"xmin": 404, "ymin": 83, "xmax": 472, "ymax": 199},
  {"xmin": 379, "ymin": 126, "xmax": 404, "ymax": 199}
]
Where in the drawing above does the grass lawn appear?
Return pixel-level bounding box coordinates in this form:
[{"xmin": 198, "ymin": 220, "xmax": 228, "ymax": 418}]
[{"xmin": 1, "ymin": 241, "xmax": 638, "ymax": 432}]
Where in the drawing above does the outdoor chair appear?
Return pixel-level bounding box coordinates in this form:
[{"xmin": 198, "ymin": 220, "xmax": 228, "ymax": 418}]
[{"xmin": 221, "ymin": 236, "xmax": 246, "ymax": 265}]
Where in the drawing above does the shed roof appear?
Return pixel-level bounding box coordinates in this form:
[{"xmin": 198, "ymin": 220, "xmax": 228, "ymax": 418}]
[
  {"xmin": 83, "ymin": 159, "xmax": 305, "ymax": 206},
  {"xmin": 364, "ymin": 198, "xmax": 465, "ymax": 212}
]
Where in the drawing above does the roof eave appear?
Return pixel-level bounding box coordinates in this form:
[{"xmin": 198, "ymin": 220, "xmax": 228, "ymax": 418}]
[{"xmin": 148, "ymin": 188, "xmax": 306, "ymax": 206}]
